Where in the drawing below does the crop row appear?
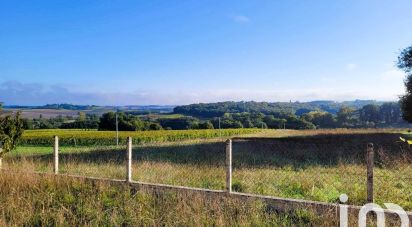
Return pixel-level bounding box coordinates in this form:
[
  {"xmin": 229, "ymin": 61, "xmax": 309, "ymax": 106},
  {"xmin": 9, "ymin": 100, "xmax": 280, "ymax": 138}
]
[{"xmin": 19, "ymin": 129, "xmax": 263, "ymax": 146}]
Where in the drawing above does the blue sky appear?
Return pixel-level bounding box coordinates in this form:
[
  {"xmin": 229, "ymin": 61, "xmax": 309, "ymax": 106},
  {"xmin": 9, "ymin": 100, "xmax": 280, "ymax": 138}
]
[{"xmin": 1, "ymin": 0, "xmax": 411, "ymax": 105}]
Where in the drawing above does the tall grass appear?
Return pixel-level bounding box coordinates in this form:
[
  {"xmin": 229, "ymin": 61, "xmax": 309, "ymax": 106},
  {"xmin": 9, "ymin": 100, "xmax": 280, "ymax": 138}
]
[
  {"xmin": 3, "ymin": 129, "xmax": 410, "ymax": 225},
  {"xmin": 6, "ymin": 131, "xmax": 412, "ymax": 210},
  {"xmin": 0, "ymin": 171, "xmax": 333, "ymax": 226}
]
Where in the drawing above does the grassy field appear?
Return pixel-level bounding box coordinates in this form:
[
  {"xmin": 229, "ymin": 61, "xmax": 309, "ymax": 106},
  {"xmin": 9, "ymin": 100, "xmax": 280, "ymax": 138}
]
[{"xmin": 2, "ymin": 128, "xmax": 412, "ymax": 225}]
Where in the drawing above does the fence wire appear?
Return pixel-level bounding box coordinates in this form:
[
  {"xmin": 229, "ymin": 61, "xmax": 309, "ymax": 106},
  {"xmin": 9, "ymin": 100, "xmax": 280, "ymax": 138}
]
[
  {"xmin": 4, "ymin": 132, "xmax": 412, "ymax": 212},
  {"xmin": 232, "ymin": 133, "xmax": 412, "ymax": 210}
]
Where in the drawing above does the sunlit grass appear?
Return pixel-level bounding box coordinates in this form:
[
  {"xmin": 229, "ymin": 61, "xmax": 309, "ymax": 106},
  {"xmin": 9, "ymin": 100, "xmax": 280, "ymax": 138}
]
[
  {"xmin": 4, "ymin": 128, "xmax": 412, "ymax": 213},
  {"xmin": 1, "ymin": 171, "xmax": 334, "ymax": 226}
]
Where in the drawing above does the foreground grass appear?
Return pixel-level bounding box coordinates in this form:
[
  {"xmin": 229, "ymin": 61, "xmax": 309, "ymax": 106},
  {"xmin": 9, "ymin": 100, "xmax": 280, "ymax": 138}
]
[
  {"xmin": 9, "ymin": 158, "xmax": 412, "ymax": 210},
  {"xmin": 5, "ymin": 129, "xmax": 412, "ymax": 210},
  {"xmin": 0, "ymin": 172, "xmax": 333, "ymax": 226}
]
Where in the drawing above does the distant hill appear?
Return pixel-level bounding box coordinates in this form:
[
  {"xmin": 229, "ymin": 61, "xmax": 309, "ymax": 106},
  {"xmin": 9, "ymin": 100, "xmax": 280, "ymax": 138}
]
[
  {"xmin": 5, "ymin": 104, "xmax": 98, "ymax": 110},
  {"xmin": 2, "ymin": 100, "xmax": 391, "ymax": 119},
  {"xmin": 2, "ymin": 104, "xmax": 175, "ymax": 119},
  {"xmin": 4, "ymin": 104, "xmax": 175, "ymax": 111}
]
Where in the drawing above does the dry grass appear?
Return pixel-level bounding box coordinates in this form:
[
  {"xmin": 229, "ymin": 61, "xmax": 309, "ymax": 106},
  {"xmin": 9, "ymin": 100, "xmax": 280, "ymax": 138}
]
[
  {"xmin": 2, "ymin": 129, "xmax": 412, "ymax": 225},
  {"xmin": 0, "ymin": 171, "xmax": 333, "ymax": 226}
]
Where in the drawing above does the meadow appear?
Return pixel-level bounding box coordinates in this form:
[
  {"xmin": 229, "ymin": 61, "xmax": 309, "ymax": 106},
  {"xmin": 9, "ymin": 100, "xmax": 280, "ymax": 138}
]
[{"xmin": 2, "ymin": 128, "xmax": 412, "ymax": 225}]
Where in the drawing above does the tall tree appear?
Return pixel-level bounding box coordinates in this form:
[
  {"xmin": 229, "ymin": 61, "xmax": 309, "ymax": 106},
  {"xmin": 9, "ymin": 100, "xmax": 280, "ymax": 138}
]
[
  {"xmin": 337, "ymin": 107, "xmax": 356, "ymax": 127},
  {"xmin": 359, "ymin": 104, "xmax": 380, "ymax": 123},
  {"xmin": 301, "ymin": 111, "xmax": 336, "ymax": 128},
  {"xmin": 379, "ymin": 102, "xmax": 401, "ymax": 124},
  {"xmin": 398, "ymin": 45, "xmax": 412, "ymax": 122}
]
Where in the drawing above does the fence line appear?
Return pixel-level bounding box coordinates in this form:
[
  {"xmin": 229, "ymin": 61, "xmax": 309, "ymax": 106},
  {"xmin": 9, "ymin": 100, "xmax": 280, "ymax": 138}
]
[
  {"xmin": 49, "ymin": 136, "xmax": 378, "ymax": 205},
  {"xmin": 2, "ymin": 136, "xmax": 412, "ymax": 223},
  {"xmin": 1, "ymin": 168, "xmax": 411, "ymax": 224}
]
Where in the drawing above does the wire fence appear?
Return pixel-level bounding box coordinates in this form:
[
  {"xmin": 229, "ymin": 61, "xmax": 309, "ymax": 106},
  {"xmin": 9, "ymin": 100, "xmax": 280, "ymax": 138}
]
[
  {"xmin": 231, "ymin": 134, "xmax": 412, "ymax": 210},
  {"xmin": 2, "ymin": 132, "xmax": 412, "ymax": 211}
]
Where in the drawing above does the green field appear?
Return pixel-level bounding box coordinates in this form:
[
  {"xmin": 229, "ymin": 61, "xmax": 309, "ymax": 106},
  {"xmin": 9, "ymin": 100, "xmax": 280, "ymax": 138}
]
[{"xmin": 2, "ymin": 128, "xmax": 411, "ymax": 225}]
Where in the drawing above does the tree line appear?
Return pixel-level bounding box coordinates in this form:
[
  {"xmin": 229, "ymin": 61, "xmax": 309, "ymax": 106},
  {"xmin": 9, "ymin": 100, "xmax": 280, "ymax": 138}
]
[{"xmin": 13, "ymin": 101, "xmax": 408, "ymax": 131}]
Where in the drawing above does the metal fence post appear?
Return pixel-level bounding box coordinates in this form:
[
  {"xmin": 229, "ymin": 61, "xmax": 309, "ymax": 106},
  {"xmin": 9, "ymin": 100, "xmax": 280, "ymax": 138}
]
[
  {"xmin": 127, "ymin": 137, "xmax": 132, "ymax": 183},
  {"xmin": 54, "ymin": 136, "xmax": 59, "ymax": 174},
  {"xmin": 226, "ymin": 139, "xmax": 232, "ymax": 193},
  {"xmin": 366, "ymin": 143, "xmax": 374, "ymax": 203}
]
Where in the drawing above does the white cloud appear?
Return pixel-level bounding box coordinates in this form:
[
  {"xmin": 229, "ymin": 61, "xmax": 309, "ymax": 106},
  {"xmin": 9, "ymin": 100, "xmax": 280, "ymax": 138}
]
[
  {"xmin": 230, "ymin": 15, "xmax": 250, "ymax": 23},
  {"xmin": 346, "ymin": 63, "xmax": 357, "ymax": 71}
]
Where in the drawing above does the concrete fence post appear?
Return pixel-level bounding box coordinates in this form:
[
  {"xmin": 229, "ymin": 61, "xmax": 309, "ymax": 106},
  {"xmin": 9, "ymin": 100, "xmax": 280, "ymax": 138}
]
[
  {"xmin": 226, "ymin": 139, "xmax": 232, "ymax": 193},
  {"xmin": 366, "ymin": 143, "xmax": 374, "ymax": 203},
  {"xmin": 127, "ymin": 137, "xmax": 132, "ymax": 183},
  {"xmin": 54, "ymin": 136, "xmax": 59, "ymax": 174}
]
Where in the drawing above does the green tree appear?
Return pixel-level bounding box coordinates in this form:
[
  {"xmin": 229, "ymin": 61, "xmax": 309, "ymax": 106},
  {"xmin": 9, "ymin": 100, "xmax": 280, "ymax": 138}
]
[
  {"xmin": 99, "ymin": 112, "xmax": 147, "ymax": 131},
  {"xmin": 398, "ymin": 45, "xmax": 412, "ymax": 122},
  {"xmin": 22, "ymin": 118, "xmax": 34, "ymax": 129},
  {"xmin": 263, "ymin": 115, "xmax": 287, "ymax": 129},
  {"xmin": 285, "ymin": 115, "xmax": 315, "ymax": 129},
  {"xmin": 359, "ymin": 104, "xmax": 380, "ymax": 124},
  {"xmin": 149, "ymin": 123, "xmax": 162, "ymax": 130},
  {"xmin": 198, "ymin": 121, "xmax": 214, "ymax": 129},
  {"xmin": 337, "ymin": 107, "xmax": 356, "ymax": 127},
  {"xmin": 301, "ymin": 111, "xmax": 336, "ymax": 128},
  {"xmin": 0, "ymin": 112, "xmax": 24, "ymax": 168},
  {"xmin": 379, "ymin": 102, "xmax": 401, "ymax": 124}
]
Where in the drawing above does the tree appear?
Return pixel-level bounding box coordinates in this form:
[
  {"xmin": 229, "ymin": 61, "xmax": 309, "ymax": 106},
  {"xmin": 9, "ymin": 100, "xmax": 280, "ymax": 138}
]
[
  {"xmin": 149, "ymin": 123, "xmax": 162, "ymax": 130},
  {"xmin": 301, "ymin": 111, "xmax": 336, "ymax": 128},
  {"xmin": 0, "ymin": 112, "xmax": 24, "ymax": 168},
  {"xmin": 285, "ymin": 115, "xmax": 315, "ymax": 129},
  {"xmin": 359, "ymin": 104, "xmax": 380, "ymax": 124},
  {"xmin": 398, "ymin": 46, "xmax": 412, "ymax": 72},
  {"xmin": 337, "ymin": 107, "xmax": 356, "ymax": 127},
  {"xmin": 398, "ymin": 45, "xmax": 412, "ymax": 122},
  {"xmin": 159, "ymin": 117, "xmax": 199, "ymax": 130},
  {"xmin": 198, "ymin": 121, "xmax": 214, "ymax": 129},
  {"xmin": 379, "ymin": 102, "xmax": 401, "ymax": 124},
  {"xmin": 99, "ymin": 112, "xmax": 148, "ymax": 131},
  {"xmin": 263, "ymin": 115, "xmax": 287, "ymax": 129}
]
